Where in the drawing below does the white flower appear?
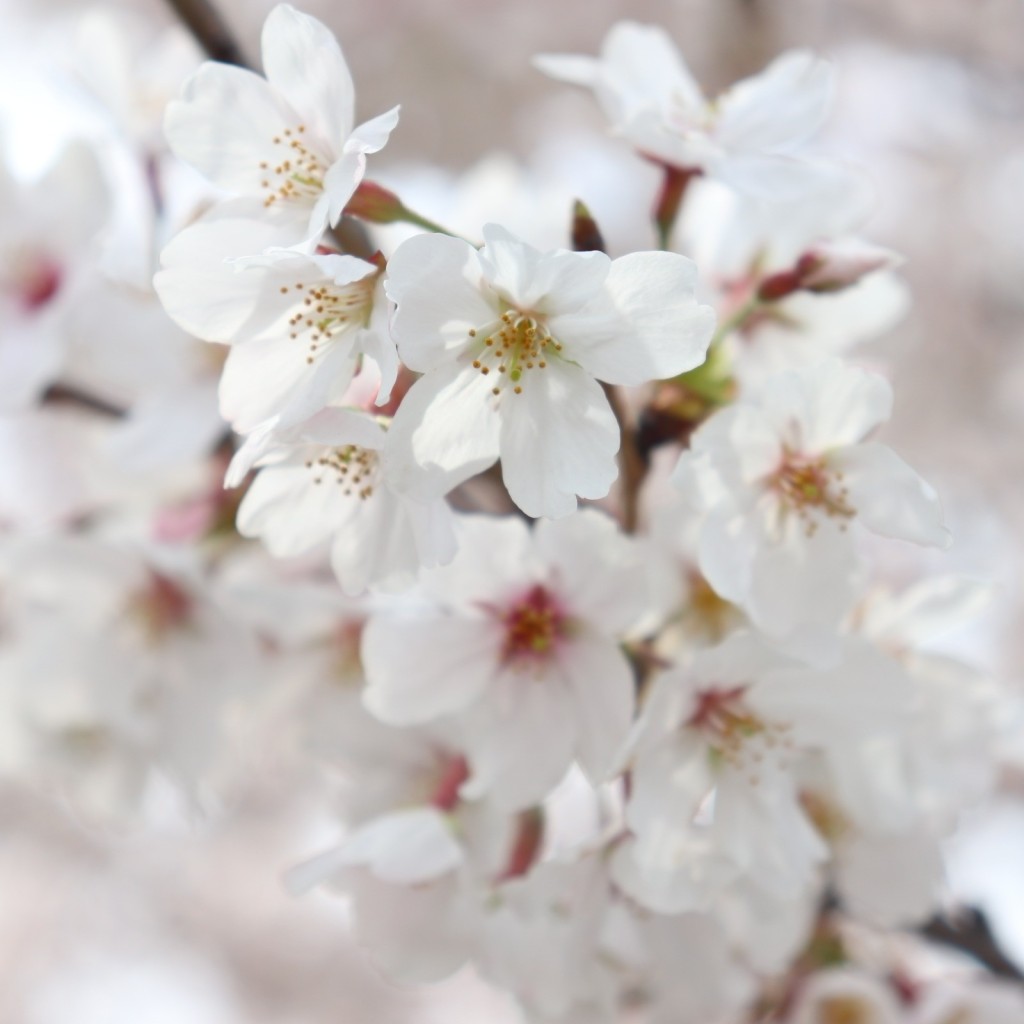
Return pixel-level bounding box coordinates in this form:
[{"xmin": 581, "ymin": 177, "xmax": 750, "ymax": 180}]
[
  {"xmin": 0, "ymin": 142, "xmax": 108, "ymax": 410},
  {"xmin": 535, "ymin": 22, "xmax": 833, "ymax": 198},
  {"xmin": 672, "ymin": 358, "xmax": 950, "ymax": 641},
  {"xmin": 384, "ymin": 224, "xmax": 714, "ymax": 518},
  {"xmin": 680, "ymin": 173, "xmax": 909, "ymax": 386},
  {"xmin": 0, "ymin": 539, "xmax": 261, "ymax": 818},
  {"xmin": 361, "ymin": 510, "xmax": 648, "ymax": 809},
  {"xmin": 164, "ymin": 4, "xmax": 399, "ymax": 245},
  {"xmin": 154, "ymin": 215, "xmax": 395, "ymax": 433},
  {"xmin": 613, "ymin": 631, "xmax": 911, "ymax": 909},
  {"xmin": 234, "ymin": 408, "xmax": 455, "ymax": 595}
]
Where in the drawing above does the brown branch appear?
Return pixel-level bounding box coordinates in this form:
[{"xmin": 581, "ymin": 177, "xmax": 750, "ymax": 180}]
[
  {"xmin": 921, "ymin": 907, "xmax": 1024, "ymax": 983},
  {"xmin": 602, "ymin": 382, "xmax": 645, "ymax": 535},
  {"xmin": 42, "ymin": 385, "xmax": 124, "ymax": 419},
  {"xmin": 162, "ymin": 0, "xmax": 249, "ymax": 67}
]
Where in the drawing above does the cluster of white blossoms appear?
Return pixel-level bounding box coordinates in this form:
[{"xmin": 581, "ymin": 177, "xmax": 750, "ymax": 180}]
[{"xmin": 1, "ymin": 4, "xmax": 1022, "ymax": 1022}]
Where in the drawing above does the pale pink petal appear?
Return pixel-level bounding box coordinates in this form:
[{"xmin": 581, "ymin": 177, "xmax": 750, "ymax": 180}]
[
  {"xmin": 832, "ymin": 442, "xmax": 950, "ymax": 548},
  {"xmin": 362, "ymin": 614, "xmax": 501, "ymax": 725}
]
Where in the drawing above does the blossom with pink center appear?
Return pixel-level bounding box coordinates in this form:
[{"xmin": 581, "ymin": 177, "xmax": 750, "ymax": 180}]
[
  {"xmin": 672, "ymin": 358, "xmax": 950, "ymax": 643},
  {"xmin": 361, "ymin": 510, "xmax": 650, "ymax": 809},
  {"xmin": 0, "ymin": 142, "xmax": 108, "ymax": 411},
  {"xmin": 612, "ymin": 630, "xmax": 911, "ymax": 911}
]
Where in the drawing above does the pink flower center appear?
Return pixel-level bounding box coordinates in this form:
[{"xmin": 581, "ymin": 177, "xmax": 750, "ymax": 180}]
[
  {"xmin": 9, "ymin": 254, "xmax": 62, "ymax": 313},
  {"xmin": 687, "ymin": 684, "xmax": 792, "ymax": 781},
  {"xmin": 688, "ymin": 685, "xmax": 760, "ymax": 741},
  {"xmin": 499, "ymin": 584, "xmax": 567, "ymax": 666},
  {"xmin": 768, "ymin": 448, "xmax": 854, "ymax": 534}
]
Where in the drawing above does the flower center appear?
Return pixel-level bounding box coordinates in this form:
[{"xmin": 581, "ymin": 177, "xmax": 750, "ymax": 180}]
[
  {"xmin": 499, "ymin": 584, "xmax": 567, "ymax": 666},
  {"xmin": 260, "ymin": 124, "xmax": 330, "ymax": 208},
  {"xmin": 281, "ymin": 275, "xmax": 375, "ymax": 364},
  {"xmin": 467, "ymin": 310, "xmax": 563, "ymax": 399},
  {"xmin": 768, "ymin": 449, "xmax": 854, "ymax": 535},
  {"xmin": 134, "ymin": 570, "xmax": 194, "ymax": 642},
  {"xmin": 3, "ymin": 250, "xmax": 63, "ymax": 313},
  {"xmin": 688, "ymin": 684, "xmax": 792, "ymax": 780},
  {"xmin": 307, "ymin": 444, "xmax": 380, "ymax": 499},
  {"xmin": 817, "ymin": 997, "xmax": 873, "ymax": 1024}
]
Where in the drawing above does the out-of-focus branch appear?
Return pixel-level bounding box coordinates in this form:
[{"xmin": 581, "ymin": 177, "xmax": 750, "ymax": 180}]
[
  {"xmin": 602, "ymin": 382, "xmax": 645, "ymax": 535},
  {"xmin": 921, "ymin": 907, "xmax": 1024, "ymax": 982},
  {"xmin": 42, "ymin": 385, "xmax": 124, "ymax": 419},
  {"xmin": 162, "ymin": 0, "xmax": 249, "ymax": 67}
]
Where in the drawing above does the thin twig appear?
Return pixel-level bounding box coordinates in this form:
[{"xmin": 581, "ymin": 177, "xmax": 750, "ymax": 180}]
[
  {"xmin": 163, "ymin": 0, "xmax": 249, "ymax": 66},
  {"xmin": 602, "ymin": 383, "xmax": 645, "ymax": 535}
]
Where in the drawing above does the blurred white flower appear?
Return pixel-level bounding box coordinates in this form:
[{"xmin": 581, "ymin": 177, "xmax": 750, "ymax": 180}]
[
  {"xmin": 536, "ymin": 22, "xmax": 833, "ymax": 198},
  {"xmin": 673, "ymin": 358, "xmax": 950, "ymax": 641},
  {"xmin": 362, "ymin": 510, "xmax": 648, "ymax": 809}
]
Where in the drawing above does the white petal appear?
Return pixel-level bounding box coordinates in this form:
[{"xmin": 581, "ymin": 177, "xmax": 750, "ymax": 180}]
[
  {"xmin": 261, "ymin": 4, "xmax": 354, "ymax": 144},
  {"xmin": 338, "ymin": 808, "xmax": 464, "ymax": 884},
  {"xmin": 838, "ymin": 831, "xmax": 944, "ymax": 928},
  {"xmin": 832, "ymin": 442, "xmax": 950, "ymax": 548},
  {"xmin": 560, "ymin": 636, "xmax": 635, "ymax": 783},
  {"xmin": 760, "ymin": 358, "xmax": 893, "ymax": 453},
  {"xmin": 345, "ymin": 106, "xmax": 402, "ymax": 155},
  {"xmin": 384, "ymin": 234, "xmax": 496, "ymax": 372},
  {"xmin": 461, "ymin": 667, "xmax": 577, "ymax": 810},
  {"xmin": 236, "ymin": 454, "xmax": 357, "ymax": 556},
  {"xmin": 387, "ymin": 363, "xmax": 501, "ymax": 500},
  {"xmin": 534, "ymin": 511, "xmax": 648, "ymax": 633},
  {"xmin": 165, "ymin": 63, "xmax": 296, "ymax": 193},
  {"xmin": 498, "ymin": 360, "xmax": 619, "ymax": 518},
  {"xmin": 362, "ymin": 614, "xmax": 500, "ymax": 725},
  {"xmin": 219, "ymin": 333, "xmax": 358, "ymax": 433},
  {"xmin": 552, "ymin": 251, "xmax": 715, "ymax": 384},
  {"xmin": 716, "ymin": 50, "xmax": 833, "ymax": 154}
]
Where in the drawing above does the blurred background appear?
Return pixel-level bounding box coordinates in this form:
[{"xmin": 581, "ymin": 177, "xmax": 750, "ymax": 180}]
[{"xmin": 0, "ymin": 0, "xmax": 1022, "ymax": 1020}]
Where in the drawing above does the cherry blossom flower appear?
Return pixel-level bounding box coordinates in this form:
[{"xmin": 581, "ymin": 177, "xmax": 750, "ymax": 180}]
[
  {"xmin": 384, "ymin": 224, "xmax": 715, "ymax": 517},
  {"xmin": 361, "ymin": 510, "xmax": 649, "ymax": 809},
  {"xmin": 164, "ymin": 4, "xmax": 399, "ymax": 245},
  {"xmin": 0, "ymin": 142, "xmax": 108, "ymax": 410},
  {"xmin": 535, "ymin": 22, "xmax": 833, "ymax": 198},
  {"xmin": 233, "ymin": 408, "xmax": 455, "ymax": 595},
  {"xmin": 613, "ymin": 631, "xmax": 910, "ymax": 910},
  {"xmin": 680, "ymin": 172, "xmax": 909, "ymax": 386},
  {"xmin": 0, "ymin": 539, "xmax": 262, "ymax": 817},
  {"xmin": 672, "ymin": 358, "xmax": 950, "ymax": 641},
  {"xmin": 154, "ymin": 216, "xmax": 394, "ymax": 434}
]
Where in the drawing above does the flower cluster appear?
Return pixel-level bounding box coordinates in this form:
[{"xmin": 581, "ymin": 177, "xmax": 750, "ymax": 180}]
[{"xmin": 0, "ymin": 5, "xmax": 1018, "ymax": 1023}]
